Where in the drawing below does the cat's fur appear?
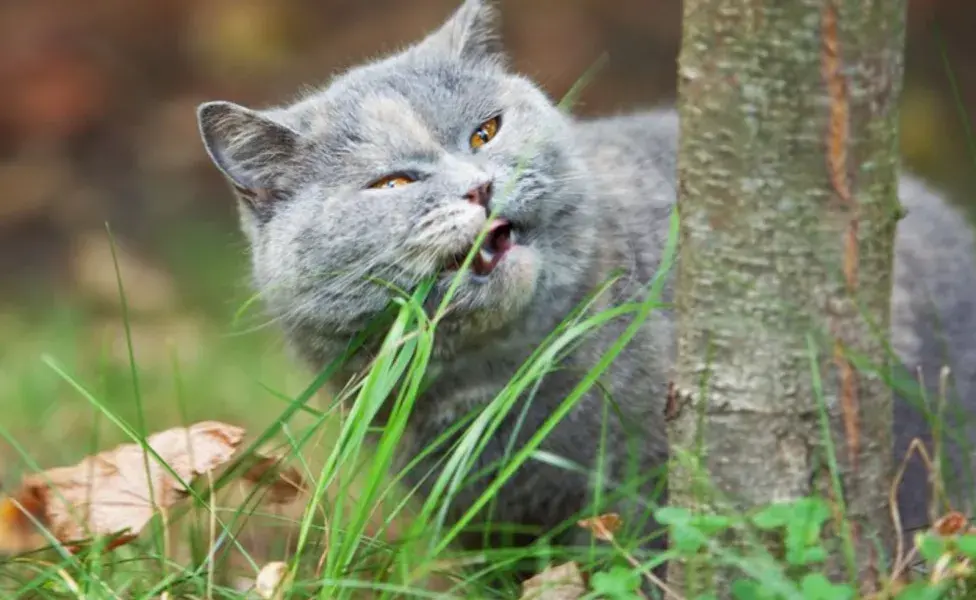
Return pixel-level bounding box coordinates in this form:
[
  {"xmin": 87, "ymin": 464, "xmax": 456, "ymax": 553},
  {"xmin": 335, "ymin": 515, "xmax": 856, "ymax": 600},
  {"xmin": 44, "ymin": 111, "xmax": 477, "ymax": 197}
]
[{"xmin": 197, "ymin": 0, "xmax": 976, "ymax": 556}]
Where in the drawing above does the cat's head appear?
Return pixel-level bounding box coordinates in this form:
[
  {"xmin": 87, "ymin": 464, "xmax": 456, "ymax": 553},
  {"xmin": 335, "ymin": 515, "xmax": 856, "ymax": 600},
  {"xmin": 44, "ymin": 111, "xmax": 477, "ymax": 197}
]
[{"xmin": 196, "ymin": 0, "xmax": 596, "ymax": 359}]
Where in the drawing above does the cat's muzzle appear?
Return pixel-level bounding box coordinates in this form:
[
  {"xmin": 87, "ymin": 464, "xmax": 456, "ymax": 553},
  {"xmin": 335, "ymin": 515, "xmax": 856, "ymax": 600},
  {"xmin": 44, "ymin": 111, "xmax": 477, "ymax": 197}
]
[{"xmin": 444, "ymin": 219, "xmax": 515, "ymax": 278}]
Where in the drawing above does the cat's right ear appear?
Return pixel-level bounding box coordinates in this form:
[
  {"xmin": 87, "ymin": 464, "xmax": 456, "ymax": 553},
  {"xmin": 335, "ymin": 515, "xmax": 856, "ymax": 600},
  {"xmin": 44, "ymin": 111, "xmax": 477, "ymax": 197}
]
[
  {"xmin": 197, "ymin": 101, "xmax": 303, "ymax": 211},
  {"xmin": 414, "ymin": 0, "xmax": 503, "ymax": 63}
]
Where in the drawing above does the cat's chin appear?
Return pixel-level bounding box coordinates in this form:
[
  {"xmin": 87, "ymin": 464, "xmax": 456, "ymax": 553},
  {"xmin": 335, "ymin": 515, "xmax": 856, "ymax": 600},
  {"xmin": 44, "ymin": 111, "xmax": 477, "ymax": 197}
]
[{"xmin": 431, "ymin": 244, "xmax": 541, "ymax": 335}]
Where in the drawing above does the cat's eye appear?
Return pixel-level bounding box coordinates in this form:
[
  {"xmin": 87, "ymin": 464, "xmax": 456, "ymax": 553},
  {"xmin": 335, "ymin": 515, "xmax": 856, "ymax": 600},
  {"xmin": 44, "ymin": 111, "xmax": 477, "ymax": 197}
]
[
  {"xmin": 470, "ymin": 116, "xmax": 501, "ymax": 150},
  {"xmin": 368, "ymin": 174, "xmax": 416, "ymax": 190}
]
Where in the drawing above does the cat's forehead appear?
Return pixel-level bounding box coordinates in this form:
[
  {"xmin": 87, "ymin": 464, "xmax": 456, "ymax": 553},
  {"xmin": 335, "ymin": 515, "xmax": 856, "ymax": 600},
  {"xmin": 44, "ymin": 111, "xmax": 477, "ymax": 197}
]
[{"xmin": 293, "ymin": 59, "xmax": 506, "ymax": 149}]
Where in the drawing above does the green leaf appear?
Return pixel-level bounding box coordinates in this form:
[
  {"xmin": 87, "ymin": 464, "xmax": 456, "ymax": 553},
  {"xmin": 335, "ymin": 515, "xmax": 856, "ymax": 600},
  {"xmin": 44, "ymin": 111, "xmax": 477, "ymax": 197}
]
[
  {"xmin": 790, "ymin": 546, "xmax": 827, "ymax": 566},
  {"xmin": 955, "ymin": 533, "xmax": 976, "ymax": 560},
  {"xmin": 671, "ymin": 524, "xmax": 709, "ymax": 554},
  {"xmin": 752, "ymin": 503, "xmax": 794, "ymax": 530},
  {"xmin": 590, "ymin": 566, "xmax": 641, "ymax": 599},
  {"xmin": 783, "ymin": 498, "xmax": 830, "ymax": 566},
  {"xmin": 655, "ymin": 507, "xmax": 710, "ymax": 554},
  {"xmin": 915, "ymin": 533, "xmax": 948, "ymax": 562},
  {"xmin": 793, "ymin": 498, "xmax": 831, "ymax": 529},
  {"xmin": 655, "ymin": 508, "xmax": 735, "ymax": 554},
  {"xmin": 731, "ymin": 579, "xmax": 769, "ymax": 600},
  {"xmin": 693, "ymin": 514, "xmax": 737, "ymax": 534},
  {"xmin": 893, "ymin": 580, "xmax": 953, "ymax": 600},
  {"xmin": 656, "ymin": 506, "xmax": 693, "ymax": 526},
  {"xmin": 799, "ymin": 573, "xmax": 854, "ymax": 600}
]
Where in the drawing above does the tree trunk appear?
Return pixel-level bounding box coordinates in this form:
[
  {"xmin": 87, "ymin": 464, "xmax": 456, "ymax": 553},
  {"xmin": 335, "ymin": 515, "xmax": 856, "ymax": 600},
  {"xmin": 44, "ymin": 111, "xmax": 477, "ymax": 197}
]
[{"xmin": 668, "ymin": 0, "xmax": 907, "ymax": 595}]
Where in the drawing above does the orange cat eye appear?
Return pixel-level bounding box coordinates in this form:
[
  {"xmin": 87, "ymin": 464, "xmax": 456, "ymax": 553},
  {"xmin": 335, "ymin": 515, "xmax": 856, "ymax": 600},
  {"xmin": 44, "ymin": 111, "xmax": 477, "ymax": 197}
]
[
  {"xmin": 470, "ymin": 116, "xmax": 501, "ymax": 150},
  {"xmin": 369, "ymin": 174, "xmax": 416, "ymax": 189}
]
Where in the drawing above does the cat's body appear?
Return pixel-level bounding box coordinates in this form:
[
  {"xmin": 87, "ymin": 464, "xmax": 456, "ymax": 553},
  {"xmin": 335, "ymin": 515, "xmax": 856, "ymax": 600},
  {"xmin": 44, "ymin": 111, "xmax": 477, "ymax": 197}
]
[
  {"xmin": 197, "ymin": 0, "xmax": 976, "ymax": 559},
  {"xmin": 385, "ymin": 111, "xmax": 684, "ymax": 548}
]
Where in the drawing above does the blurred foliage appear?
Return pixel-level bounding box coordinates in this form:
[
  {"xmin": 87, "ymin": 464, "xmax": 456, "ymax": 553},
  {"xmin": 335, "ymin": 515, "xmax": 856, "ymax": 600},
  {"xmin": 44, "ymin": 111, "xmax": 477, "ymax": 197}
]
[{"xmin": 0, "ymin": 0, "xmax": 972, "ymax": 300}]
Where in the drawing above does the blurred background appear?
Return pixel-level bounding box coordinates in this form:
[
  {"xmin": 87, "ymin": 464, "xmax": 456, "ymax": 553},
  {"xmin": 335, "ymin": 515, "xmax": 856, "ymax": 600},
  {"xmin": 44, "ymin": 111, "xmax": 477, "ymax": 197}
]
[{"xmin": 0, "ymin": 0, "xmax": 973, "ymax": 470}]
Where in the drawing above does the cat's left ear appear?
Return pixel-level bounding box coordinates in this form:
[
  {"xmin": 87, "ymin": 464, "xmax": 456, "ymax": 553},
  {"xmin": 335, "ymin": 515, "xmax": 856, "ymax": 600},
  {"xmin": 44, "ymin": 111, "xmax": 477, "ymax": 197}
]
[
  {"xmin": 197, "ymin": 101, "xmax": 308, "ymax": 217},
  {"xmin": 415, "ymin": 0, "xmax": 503, "ymax": 63}
]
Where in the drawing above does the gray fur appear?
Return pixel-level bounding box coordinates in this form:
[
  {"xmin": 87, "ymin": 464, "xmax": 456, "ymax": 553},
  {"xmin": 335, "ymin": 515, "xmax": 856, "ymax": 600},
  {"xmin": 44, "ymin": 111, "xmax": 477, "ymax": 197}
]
[{"xmin": 197, "ymin": 0, "xmax": 976, "ymax": 558}]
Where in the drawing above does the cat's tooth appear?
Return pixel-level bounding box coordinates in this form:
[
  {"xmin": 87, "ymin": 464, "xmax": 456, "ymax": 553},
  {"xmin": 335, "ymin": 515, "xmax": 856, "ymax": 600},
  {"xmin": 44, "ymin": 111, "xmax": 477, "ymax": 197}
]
[{"xmin": 479, "ymin": 248, "xmax": 493, "ymax": 262}]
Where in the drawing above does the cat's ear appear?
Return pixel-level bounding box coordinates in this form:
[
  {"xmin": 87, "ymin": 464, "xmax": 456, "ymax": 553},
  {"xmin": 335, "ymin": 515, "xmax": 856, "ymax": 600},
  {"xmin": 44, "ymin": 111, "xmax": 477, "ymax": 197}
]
[
  {"xmin": 197, "ymin": 100, "xmax": 304, "ymax": 210},
  {"xmin": 415, "ymin": 0, "xmax": 502, "ymax": 63}
]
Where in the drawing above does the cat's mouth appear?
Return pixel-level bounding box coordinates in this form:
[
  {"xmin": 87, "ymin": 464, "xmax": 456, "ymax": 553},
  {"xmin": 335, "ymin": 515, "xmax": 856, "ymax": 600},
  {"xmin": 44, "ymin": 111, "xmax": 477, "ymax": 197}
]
[{"xmin": 445, "ymin": 219, "xmax": 515, "ymax": 277}]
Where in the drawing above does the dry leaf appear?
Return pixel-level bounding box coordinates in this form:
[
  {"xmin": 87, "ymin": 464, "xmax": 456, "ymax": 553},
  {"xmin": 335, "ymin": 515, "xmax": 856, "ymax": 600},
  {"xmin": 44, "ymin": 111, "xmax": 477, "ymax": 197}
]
[
  {"xmin": 520, "ymin": 562, "xmax": 586, "ymax": 600},
  {"xmin": 240, "ymin": 453, "xmax": 305, "ymax": 506},
  {"xmin": 0, "ymin": 486, "xmax": 48, "ymax": 553},
  {"xmin": 0, "ymin": 421, "xmax": 245, "ymax": 553},
  {"xmin": 577, "ymin": 513, "xmax": 621, "ymax": 542},
  {"xmin": 255, "ymin": 561, "xmax": 292, "ymax": 600},
  {"xmin": 933, "ymin": 511, "xmax": 969, "ymax": 536}
]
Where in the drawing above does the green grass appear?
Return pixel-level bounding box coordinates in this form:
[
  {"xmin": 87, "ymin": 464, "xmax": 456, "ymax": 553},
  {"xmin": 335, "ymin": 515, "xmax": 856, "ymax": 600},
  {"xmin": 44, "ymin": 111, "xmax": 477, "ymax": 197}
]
[
  {"xmin": 3, "ymin": 204, "xmax": 971, "ymax": 600},
  {"xmin": 0, "ymin": 206, "xmax": 678, "ymax": 599}
]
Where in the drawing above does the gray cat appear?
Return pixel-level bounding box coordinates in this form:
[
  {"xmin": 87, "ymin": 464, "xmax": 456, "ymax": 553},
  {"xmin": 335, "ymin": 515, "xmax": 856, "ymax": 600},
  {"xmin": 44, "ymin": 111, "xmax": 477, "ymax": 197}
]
[{"xmin": 196, "ymin": 0, "xmax": 976, "ymax": 567}]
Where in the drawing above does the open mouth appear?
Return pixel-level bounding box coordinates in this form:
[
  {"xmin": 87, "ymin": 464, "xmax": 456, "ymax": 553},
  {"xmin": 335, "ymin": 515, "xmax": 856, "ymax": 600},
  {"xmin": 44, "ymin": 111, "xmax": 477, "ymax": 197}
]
[{"xmin": 445, "ymin": 219, "xmax": 515, "ymax": 277}]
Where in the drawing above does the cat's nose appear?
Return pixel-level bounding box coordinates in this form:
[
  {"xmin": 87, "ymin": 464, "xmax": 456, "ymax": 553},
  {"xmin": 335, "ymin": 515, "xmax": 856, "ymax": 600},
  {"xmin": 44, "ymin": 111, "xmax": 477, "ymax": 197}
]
[{"xmin": 464, "ymin": 181, "xmax": 493, "ymax": 211}]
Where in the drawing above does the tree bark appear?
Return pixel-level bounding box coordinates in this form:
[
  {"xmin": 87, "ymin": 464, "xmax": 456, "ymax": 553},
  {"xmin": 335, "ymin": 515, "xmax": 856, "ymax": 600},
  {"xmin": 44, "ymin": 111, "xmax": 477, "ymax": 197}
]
[{"xmin": 668, "ymin": 0, "xmax": 907, "ymax": 595}]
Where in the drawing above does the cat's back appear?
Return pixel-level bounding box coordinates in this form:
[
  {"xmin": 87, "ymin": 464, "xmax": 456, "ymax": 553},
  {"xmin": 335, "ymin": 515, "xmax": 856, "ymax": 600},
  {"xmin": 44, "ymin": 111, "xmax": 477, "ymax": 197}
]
[
  {"xmin": 573, "ymin": 107, "xmax": 679, "ymax": 200},
  {"xmin": 570, "ymin": 108, "xmax": 680, "ymax": 284}
]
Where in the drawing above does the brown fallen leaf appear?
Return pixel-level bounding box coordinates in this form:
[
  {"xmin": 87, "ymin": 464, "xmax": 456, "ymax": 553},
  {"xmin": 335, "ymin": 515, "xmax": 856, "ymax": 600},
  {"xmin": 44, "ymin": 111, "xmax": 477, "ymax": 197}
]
[
  {"xmin": 0, "ymin": 421, "xmax": 246, "ymax": 553},
  {"xmin": 577, "ymin": 512, "xmax": 621, "ymax": 542},
  {"xmin": 0, "ymin": 485, "xmax": 48, "ymax": 553},
  {"xmin": 520, "ymin": 562, "xmax": 586, "ymax": 600},
  {"xmin": 576, "ymin": 513, "xmax": 674, "ymax": 600},
  {"xmin": 240, "ymin": 453, "xmax": 305, "ymax": 506},
  {"xmin": 933, "ymin": 511, "xmax": 969, "ymax": 537}
]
